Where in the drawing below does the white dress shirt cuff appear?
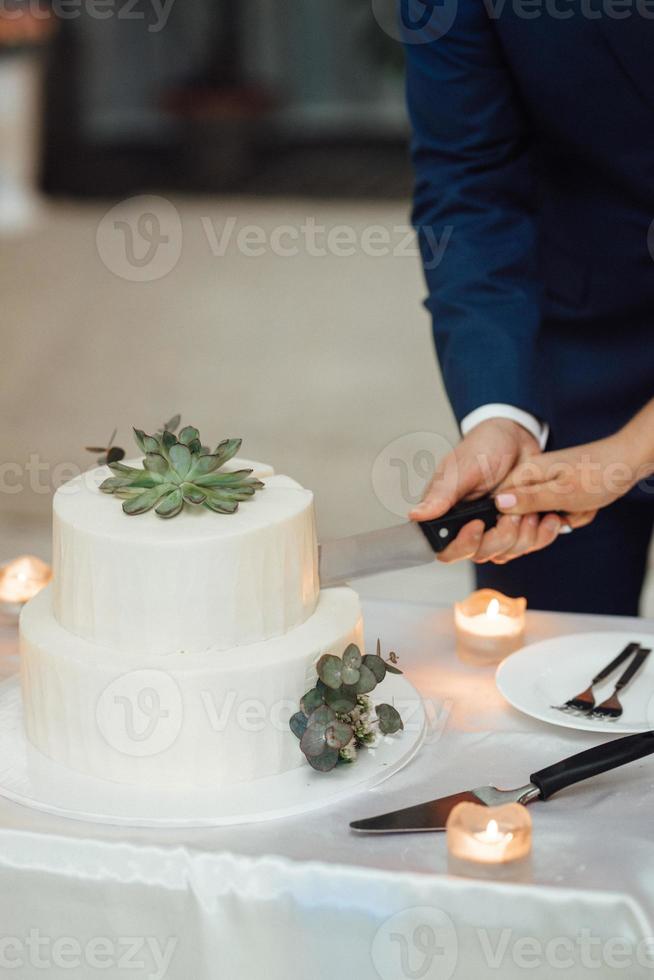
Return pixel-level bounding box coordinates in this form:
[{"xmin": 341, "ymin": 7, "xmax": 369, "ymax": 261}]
[{"xmin": 460, "ymin": 404, "xmax": 550, "ymax": 450}]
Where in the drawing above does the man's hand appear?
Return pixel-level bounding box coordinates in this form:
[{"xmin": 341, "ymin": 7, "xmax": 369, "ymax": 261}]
[{"xmin": 409, "ymin": 419, "xmax": 564, "ymax": 564}]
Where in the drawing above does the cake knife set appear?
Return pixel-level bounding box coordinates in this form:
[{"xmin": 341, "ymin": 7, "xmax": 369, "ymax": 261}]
[{"xmin": 350, "ymin": 730, "xmax": 654, "ymax": 833}]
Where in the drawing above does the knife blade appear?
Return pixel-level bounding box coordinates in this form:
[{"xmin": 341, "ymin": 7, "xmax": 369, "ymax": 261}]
[
  {"xmin": 319, "ymin": 497, "xmax": 501, "ymax": 586},
  {"xmin": 350, "ymin": 730, "xmax": 654, "ymax": 833},
  {"xmin": 350, "ymin": 786, "xmax": 540, "ymax": 834}
]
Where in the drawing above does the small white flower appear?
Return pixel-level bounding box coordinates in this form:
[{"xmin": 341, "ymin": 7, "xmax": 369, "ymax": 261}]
[{"xmin": 340, "ymin": 742, "xmax": 358, "ymax": 763}]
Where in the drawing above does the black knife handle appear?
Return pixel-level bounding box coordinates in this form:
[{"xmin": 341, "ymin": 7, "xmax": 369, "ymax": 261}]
[
  {"xmin": 530, "ymin": 731, "xmax": 654, "ymax": 801},
  {"xmin": 418, "ymin": 497, "xmax": 566, "ymax": 554},
  {"xmin": 418, "ymin": 498, "xmax": 499, "ymax": 553}
]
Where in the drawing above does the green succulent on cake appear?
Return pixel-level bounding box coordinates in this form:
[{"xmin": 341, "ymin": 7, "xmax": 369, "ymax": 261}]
[{"xmin": 99, "ymin": 425, "xmax": 264, "ymax": 519}]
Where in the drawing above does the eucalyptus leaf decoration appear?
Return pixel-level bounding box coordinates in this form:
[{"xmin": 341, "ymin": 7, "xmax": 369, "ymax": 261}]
[
  {"xmin": 99, "ymin": 424, "xmax": 264, "ymax": 519},
  {"xmin": 290, "ymin": 639, "xmax": 404, "ymax": 772}
]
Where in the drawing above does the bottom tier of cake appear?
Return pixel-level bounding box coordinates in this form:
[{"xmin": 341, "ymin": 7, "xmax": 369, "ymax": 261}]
[{"xmin": 20, "ymin": 585, "xmax": 364, "ymax": 789}]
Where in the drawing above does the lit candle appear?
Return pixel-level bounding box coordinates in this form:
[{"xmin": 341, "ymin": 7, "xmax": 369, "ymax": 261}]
[
  {"xmin": 447, "ymin": 802, "xmax": 532, "ymax": 876},
  {"xmin": 454, "ymin": 589, "xmax": 526, "ymax": 664},
  {"xmin": 0, "ymin": 555, "xmax": 52, "ymax": 606}
]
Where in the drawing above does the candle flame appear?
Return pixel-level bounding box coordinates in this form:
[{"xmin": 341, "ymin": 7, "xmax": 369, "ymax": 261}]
[
  {"xmin": 486, "ymin": 598, "xmax": 500, "ymax": 619},
  {"xmin": 483, "ymin": 818, "xmax": 513, "ymax": 845}
]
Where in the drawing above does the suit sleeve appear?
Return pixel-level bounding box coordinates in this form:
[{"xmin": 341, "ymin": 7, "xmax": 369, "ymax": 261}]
[{"xmin": 404, "ymin": 1, "xmax": 548, "ymax": 423}]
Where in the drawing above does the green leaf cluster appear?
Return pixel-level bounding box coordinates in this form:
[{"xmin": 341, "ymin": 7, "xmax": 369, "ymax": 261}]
[{"xmin": 290, "ymin": 640, "xmax": 404, "ymax": 772}]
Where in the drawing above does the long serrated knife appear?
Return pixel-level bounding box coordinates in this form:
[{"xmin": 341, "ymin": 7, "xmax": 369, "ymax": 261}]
[
  {"xmin": 319, "ymin": 497, "xmax": 565, "ymax": 586},
  {"xmin": 319, "ymin": 497, "xmax": 502, "ymax": 586},
  {"xmin": 350, "ymin": 731, "xmax": 654, "ymax": 833}
]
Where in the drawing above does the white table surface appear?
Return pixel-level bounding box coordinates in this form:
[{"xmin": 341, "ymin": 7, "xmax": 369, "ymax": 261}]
[{"xmin": 0, "ymin": 598, "xmax": 653, "ymax": 980}]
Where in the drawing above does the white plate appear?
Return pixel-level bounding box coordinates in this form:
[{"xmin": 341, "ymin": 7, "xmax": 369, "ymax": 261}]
[
  {"xmin": 0, "ymin": 675, "xmax": 425, "ymax": 828},
  {"xmin": 496, "ymin": 631, "xmax": 654, "ymax": 734}
]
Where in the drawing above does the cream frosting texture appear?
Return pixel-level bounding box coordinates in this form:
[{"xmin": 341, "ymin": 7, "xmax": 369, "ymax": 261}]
[
  {"xmin": 52, "ymin": 458, "xmax": 319, "ymax": 655},
  {"xmin": 21, "ymin": 585, "xmax": 364, "ymax": 788}
]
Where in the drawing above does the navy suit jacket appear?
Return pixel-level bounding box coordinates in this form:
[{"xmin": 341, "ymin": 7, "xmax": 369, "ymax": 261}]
[{"xmin": 404, "ymin": 3, "xmax": 654, "ymax": 447}]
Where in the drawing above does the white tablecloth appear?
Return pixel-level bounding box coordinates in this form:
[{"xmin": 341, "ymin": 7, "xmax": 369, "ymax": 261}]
[{"xmin": 0, "ymin": 599, "xmax": 653, "ymax": 980}]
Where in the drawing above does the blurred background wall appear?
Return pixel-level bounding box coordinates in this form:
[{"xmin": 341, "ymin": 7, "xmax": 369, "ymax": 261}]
[{"xmin": 0, "ymin": 0, "xmax": 651, "ymax": 611}]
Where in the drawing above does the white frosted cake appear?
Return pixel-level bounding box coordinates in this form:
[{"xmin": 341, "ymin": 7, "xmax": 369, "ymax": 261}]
[{"xmin": 19, "ymin": 437, "xmax": 364, "ymax": 789}]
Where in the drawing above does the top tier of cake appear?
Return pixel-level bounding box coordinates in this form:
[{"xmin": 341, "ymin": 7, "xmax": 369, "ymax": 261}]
[{"xmin": 53, "ymin": 458, "xmax": 319, "ymax": 656}]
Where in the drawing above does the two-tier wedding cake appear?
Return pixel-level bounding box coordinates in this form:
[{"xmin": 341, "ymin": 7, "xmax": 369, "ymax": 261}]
[{"xmin": 19, "ymin": 425, "xmax": 364, "ymax": 789}]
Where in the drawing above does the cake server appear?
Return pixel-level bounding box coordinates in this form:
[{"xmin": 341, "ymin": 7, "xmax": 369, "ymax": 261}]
[
  {"xmin": 320, "ymin": 497, "xmax": 517, "ymax": 585},
  {"xmin": 349, "ymin": 731, "xmax": 654, "ymax": 833}
]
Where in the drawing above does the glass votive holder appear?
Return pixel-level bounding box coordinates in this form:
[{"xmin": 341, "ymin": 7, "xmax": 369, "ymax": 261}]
[
  {"xmin": 454, "ymin": 589, "xmax": 526, "ymax": 665},
  {"xmin": 0, "ymin": 555, "xmax": 52, "ymax": 618},
  {"xmin": 446, "ymin": 801, "xmax": 533, "ymax": 880}
]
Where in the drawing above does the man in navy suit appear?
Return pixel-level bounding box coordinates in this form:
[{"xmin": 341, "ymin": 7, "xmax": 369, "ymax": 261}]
[{"xmin": 404, "ymin": 2, "xmax": 654, "ymax": 614}]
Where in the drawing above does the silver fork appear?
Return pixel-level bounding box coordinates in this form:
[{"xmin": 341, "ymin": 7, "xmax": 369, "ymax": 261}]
[
  {"xmin": 553, "ymin": 642, "xmax": 641, "ymax": 715},
  {"xmin": 591, "ymin": 647, "xmax": 652, "ymax": 720}
]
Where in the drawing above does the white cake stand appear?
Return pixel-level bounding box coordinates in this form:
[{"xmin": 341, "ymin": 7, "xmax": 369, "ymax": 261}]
[{"xmin": 0, "ymin": 675, "xmax": 426, "ymax": 828}]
